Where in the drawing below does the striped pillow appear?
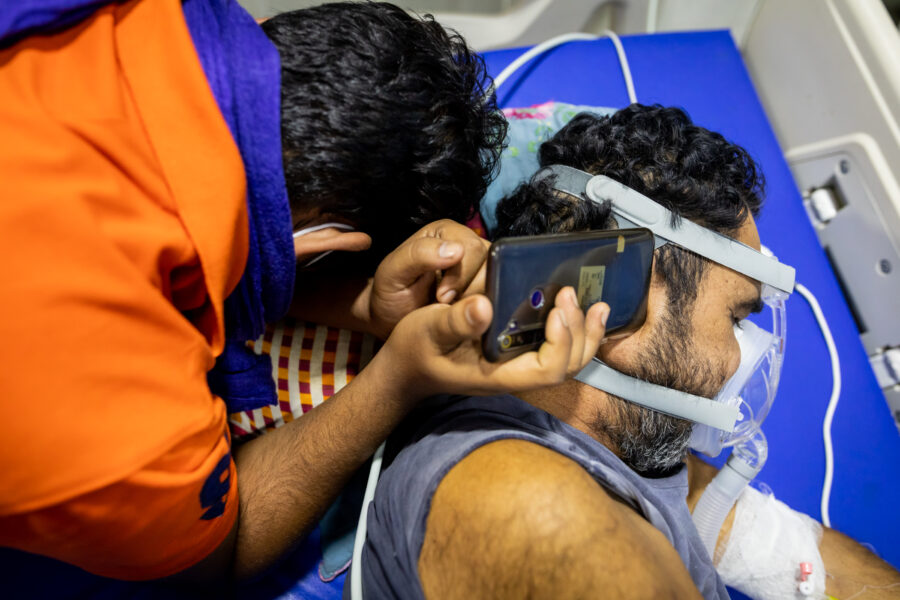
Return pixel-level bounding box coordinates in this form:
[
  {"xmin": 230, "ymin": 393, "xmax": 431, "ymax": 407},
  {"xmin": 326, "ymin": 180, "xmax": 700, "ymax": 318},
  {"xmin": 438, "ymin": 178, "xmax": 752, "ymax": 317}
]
[
  {"xmin": 230, "ymin": 214, "xmax": 486, "ymax": 440},
  {"xmin": 229, "ymin": 317, "xmax": 378, "ymax": 441}
]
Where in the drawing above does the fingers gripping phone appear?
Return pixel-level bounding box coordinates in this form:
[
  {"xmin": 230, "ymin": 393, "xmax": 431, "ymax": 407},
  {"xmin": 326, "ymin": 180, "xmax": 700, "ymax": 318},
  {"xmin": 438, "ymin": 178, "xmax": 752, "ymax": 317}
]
[{"xmin": 482, "ymin": 229, "xmax": 655, "ymax": 362}]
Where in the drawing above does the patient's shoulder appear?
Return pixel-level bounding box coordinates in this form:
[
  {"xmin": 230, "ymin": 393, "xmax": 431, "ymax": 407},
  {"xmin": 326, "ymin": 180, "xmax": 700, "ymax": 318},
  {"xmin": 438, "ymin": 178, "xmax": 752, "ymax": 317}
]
[{"xmin": 418, "ymin": 439, "xmax": 700, "ymax": 600}]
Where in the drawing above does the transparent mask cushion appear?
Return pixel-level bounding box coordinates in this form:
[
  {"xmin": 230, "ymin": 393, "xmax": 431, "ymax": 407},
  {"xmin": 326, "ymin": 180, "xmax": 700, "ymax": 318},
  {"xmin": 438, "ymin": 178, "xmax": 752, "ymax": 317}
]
[{"xmin": 690, "ymin": 288, "xmax": 787, "ymax": 456}]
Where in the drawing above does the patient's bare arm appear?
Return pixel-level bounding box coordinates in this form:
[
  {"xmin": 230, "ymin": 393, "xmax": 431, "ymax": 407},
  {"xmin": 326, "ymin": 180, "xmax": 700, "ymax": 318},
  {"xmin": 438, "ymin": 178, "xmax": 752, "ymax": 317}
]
[
  {"xmin": 419, "ymin": 440, "xmax": 702, "ymax": 600},
  {"xmin": 818, "ymin": 530, "xmax": 900, "ymax": 599},
  {"xmin": 685, "ymin": 455, "xmax": 900, "ymax": 599}
]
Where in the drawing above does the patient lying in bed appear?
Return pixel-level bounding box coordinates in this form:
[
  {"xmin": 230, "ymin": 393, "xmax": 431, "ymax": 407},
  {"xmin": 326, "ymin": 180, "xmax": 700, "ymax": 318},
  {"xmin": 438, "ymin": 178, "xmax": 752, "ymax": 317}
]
[
  {"xmin": 354, "ymin": 105, "xmax": 900, "ymax": 600},
  {"xmin": 236, "ymin": 104, "xmax": 899, "ymax": 599}
]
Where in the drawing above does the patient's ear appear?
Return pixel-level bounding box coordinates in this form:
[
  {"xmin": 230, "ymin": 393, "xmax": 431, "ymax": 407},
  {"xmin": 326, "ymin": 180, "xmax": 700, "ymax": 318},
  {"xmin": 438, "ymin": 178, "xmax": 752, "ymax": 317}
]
[
  {"xmin": 293, "ymin": 226, "xmax": 372, "ymax": 261},
  {"xmin": 597, "ymin": 256, "xmax": 667, "ymax": 363}
]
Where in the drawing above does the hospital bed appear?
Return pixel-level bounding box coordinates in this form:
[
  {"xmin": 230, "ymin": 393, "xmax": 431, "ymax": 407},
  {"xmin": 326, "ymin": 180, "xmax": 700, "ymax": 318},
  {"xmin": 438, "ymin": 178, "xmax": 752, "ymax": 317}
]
[
  {"xmin": 248, "ymin": 28, "xmax": 900, "ymax": 599},
  {"xmin": 479, "ymin": 30, "xmax": 900, "ymax": 571},
  {"xmin": 5, "ymin": 24, "xmax": 898, "ymax": 600}
]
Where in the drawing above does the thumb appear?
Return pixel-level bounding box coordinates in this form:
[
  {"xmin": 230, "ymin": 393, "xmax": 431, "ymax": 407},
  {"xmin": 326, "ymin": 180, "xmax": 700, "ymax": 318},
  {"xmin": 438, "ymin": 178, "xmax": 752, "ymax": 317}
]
[
  {"xmin": 377, "ymin": 237, "xmax": 464, "ymax": 294},
  {"xmin": 428, "ymin": 295, "xmax": 493, "ymax": 353}
]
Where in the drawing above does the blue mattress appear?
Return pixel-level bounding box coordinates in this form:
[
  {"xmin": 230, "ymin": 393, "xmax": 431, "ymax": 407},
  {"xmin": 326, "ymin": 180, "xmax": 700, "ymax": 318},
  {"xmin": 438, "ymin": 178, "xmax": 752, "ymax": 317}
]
[{"xmin": 481, "ymin": 30, "xmax": 900, "ymax": 569}]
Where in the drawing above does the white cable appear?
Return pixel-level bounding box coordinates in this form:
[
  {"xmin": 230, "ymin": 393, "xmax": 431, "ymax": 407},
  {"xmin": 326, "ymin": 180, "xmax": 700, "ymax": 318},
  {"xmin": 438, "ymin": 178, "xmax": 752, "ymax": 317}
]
[
  {"xmin": 350, "ymin": 441, "xmax": 386, "ymax": 600},
  {"xmin": 794, "ymin": 282, "xmax": 841, "ymax": 528},
  {"xmin": 646, "ymin": 0, "xmax": 660, "ymax": 34},
  {"xmin": 602, "ymin": 29, "xmax": 637, "ymax": 104},
  {"xmin": 487, "ymin": 31, "xmax": 637, "ymax": 104},
  {"xmin": 489, "ymin": 33, "xmax": 597, "ymax": 94}
]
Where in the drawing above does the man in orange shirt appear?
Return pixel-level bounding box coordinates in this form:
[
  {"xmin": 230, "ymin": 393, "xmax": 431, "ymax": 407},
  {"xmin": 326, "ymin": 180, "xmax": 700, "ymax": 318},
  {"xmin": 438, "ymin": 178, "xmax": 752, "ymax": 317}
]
[{"xmin": 0, "ymin": 0, "xmax": 608, "ymax": 587}]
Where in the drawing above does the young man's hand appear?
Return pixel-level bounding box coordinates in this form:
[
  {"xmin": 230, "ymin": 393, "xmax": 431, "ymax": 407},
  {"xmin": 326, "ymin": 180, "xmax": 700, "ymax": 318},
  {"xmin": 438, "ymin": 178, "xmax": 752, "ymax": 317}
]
[
  {"xmin": 287, "ymin": 220, "xmax": 488, "ymax": 336},
  {"xmin": 364, "ymin": 220, "xmax": 489, "ymax": 339},
  {"xmin": 373, "ymin": 286, "xmax": 610, "ymax": 402}
]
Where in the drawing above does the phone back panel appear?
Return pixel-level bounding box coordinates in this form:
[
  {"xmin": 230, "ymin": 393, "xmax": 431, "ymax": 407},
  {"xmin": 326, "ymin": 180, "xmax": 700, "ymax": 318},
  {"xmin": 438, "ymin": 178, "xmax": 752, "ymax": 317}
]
[{"xmin": 483, "ymin": 228, "xmax": 654, "ymax": 362}]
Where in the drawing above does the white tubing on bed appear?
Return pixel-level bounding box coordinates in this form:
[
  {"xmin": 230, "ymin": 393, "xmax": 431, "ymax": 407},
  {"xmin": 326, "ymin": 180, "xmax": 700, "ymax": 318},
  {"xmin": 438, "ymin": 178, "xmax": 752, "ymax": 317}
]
[
  {"xmin": 488, "ymin": 31, "xmax": 637, "ymax": 104},
  {"xmin": 603, "ymin": 30, "xmax": 637, "ymax": 104},
  {"xmin": 794, "ymin": 283, "xmax": 841, "ymax": 529},
  {"xmin": 350, "ymin": 441, "xmax": 386, "ymax": 600}
]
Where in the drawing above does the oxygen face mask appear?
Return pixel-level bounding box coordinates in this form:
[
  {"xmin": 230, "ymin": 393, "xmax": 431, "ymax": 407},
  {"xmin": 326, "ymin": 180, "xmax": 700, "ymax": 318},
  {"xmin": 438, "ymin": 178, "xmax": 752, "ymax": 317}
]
[
  {"xmin": 690, "ymin": 283, "xmax": 788, "ymax": 457},
  {"xmin": 538, "ymin": 165, "xmax": 795, "ymax": 440},
  {"xmin": 537, "ymin": 165, "xmax": 797, "ymax": 566}
]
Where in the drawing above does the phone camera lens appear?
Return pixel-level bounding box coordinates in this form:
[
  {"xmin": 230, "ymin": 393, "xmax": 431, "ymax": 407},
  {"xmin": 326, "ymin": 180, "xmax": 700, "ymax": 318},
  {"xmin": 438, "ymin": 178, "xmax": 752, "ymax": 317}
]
[{"xmin": 529, "ymin": 289, "xmax": 544, "ymax": 310}]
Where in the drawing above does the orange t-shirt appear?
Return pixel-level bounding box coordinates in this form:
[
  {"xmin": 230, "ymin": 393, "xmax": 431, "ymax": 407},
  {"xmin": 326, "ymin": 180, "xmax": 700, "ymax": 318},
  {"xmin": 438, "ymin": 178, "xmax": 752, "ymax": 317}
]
[{"xmin": 0, "ymin": 0, "xmax": 249, "ymax": 580}]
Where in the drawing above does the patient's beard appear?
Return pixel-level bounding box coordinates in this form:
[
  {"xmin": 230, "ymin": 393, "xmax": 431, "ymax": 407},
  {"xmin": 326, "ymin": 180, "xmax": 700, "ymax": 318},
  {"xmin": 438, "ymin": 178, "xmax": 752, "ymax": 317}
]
[{"xmin": 591, "ymin": 305, "xmax": 727, "ymax": 477}]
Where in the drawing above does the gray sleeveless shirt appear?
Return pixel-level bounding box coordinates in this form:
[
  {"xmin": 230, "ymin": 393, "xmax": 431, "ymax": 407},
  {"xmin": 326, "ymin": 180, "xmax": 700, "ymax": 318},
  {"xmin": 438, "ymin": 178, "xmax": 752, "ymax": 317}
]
[{"xmin": 357, "ymin": 394, "xmax": 728, "ymax": 599}]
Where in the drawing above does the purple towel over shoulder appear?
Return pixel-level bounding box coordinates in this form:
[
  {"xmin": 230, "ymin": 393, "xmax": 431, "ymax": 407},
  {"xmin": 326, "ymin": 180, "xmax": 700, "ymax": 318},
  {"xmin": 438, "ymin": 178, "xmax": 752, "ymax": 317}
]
[{"xmin": 182, "ymin": 0, "xmax": 295, "ymax": 413}]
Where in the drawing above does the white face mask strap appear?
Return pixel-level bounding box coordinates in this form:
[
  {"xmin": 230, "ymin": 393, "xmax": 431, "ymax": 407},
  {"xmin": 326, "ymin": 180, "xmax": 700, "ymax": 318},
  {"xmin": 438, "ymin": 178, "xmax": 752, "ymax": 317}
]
[
  {"xmin": 292, "ymin": 222, "xmax": 356, "ymax": 268},
  {"xmin": 575, "ymin": 359, "xmax": 740, "ymax": 432},
  {"xmin": 292, "ymin": 222, "xmax": 355, "ymax": 238},
  {"xmin": 539, "ymin": 165, "xmax": 796, "ymax": 295}
]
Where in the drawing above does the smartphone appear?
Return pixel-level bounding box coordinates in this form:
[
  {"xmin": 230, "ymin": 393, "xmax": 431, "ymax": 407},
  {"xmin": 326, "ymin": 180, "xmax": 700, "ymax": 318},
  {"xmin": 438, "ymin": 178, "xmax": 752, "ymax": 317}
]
[{"xmin": 482, "ymin": 228, "xmax": 655, "ymax": 362}]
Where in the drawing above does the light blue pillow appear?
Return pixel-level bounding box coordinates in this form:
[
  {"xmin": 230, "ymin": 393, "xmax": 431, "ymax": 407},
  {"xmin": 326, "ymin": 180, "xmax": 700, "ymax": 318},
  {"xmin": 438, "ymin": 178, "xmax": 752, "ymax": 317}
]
[{"xmin": 481, "ymin": 102, "xmax": 617, "ymax": 234}]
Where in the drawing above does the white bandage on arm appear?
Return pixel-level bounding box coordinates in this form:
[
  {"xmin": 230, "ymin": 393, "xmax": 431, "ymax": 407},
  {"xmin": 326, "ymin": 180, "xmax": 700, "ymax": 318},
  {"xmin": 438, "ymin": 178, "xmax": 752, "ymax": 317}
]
[{"xmin": 716, "ymin": 486, "xmax": 826, "ymax": 600}]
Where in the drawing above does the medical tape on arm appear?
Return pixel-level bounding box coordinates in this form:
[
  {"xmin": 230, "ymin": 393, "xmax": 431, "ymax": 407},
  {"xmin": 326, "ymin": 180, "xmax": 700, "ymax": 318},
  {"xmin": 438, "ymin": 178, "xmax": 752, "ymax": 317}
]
[{"xmin": 716, "ymin": 485, "xmax": 826, "ymax": 600}]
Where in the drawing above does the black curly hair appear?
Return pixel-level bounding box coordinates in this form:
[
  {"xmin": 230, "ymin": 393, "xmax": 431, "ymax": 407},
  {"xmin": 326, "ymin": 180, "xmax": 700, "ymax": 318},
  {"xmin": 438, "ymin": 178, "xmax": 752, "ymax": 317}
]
[
  {"xmin": 495, "ymin": 104, "xmax": 764, "ymax": 307},
  {"xmin": 262, "ymin": 3, "xmax": 506, "ymax": 261}
]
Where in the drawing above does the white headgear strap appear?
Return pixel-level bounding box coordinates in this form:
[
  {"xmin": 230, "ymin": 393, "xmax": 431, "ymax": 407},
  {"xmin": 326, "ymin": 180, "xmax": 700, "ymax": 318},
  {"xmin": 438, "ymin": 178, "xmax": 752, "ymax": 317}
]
[{"xmin": 539, "ymin": 165, "xmax": 795, "ymax": 432}]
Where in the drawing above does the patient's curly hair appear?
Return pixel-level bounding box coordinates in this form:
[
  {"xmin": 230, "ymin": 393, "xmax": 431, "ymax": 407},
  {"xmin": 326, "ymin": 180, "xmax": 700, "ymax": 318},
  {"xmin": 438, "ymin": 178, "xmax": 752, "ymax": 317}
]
[
  {"xmin": 263, "ymin": 3, "xmax": 506, "ymax": 261},
  {"xmin": 495, "ymin": 104, "xmax": 764, "ymax": 306}
]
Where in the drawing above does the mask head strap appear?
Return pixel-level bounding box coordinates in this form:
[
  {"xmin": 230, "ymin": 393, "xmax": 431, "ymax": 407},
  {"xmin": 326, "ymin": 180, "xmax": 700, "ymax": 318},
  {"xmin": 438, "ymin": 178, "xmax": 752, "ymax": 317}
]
[
  {"xmin": 292, "ymin": 222, "xmax": 356, "ymax": 268},
  {"xmin": 292, "ymin": 222, "xmax": 355, "ymax": 238},
  {"xmin": 537, "ymin": 165, "xmax": 796, "ymax": 294},
  {"xmin": 575, "ymin": 359, "xmax": 741, "ymax": 431}
]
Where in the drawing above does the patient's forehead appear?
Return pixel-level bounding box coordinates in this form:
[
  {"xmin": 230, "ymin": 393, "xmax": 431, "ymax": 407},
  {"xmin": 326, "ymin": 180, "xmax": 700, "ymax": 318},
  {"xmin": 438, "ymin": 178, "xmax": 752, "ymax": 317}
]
[
  {"xmin": 736, "ymin": 213, "xmax": 762, "ymax": 252},
  {"xmin": 701, "ymin": 216, "xmax": 763, "ymax": 310}
]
